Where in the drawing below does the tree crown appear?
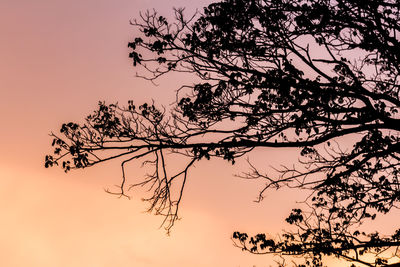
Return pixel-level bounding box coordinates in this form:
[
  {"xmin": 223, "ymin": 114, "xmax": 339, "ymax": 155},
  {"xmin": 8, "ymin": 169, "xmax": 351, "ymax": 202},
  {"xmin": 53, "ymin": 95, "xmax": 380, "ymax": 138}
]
[{"xmin": 46, "ymin": 0, "xmax": 400, "ymax": 265}]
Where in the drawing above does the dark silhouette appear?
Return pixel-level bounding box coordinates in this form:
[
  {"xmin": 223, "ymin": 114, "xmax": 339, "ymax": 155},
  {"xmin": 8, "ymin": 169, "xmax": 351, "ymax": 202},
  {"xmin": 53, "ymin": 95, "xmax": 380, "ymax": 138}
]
[{"xmin": 45, "ymin": 0, "xmax": 400, "ymax": 266}]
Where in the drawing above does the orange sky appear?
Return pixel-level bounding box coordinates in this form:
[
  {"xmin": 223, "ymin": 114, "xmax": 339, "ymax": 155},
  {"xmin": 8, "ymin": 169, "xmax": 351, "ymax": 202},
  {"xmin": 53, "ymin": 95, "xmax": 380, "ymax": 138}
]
[{"xmin": 1, "ymin": 1, "xmax": 399, "ymax": 266}]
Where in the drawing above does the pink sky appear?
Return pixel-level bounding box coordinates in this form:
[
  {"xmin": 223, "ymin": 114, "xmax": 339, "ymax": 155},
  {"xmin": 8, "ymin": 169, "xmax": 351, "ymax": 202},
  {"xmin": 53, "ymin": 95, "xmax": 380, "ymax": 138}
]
[{"xmin": 1, "ymin": 0, "xmax": 399, "ymax": 266}]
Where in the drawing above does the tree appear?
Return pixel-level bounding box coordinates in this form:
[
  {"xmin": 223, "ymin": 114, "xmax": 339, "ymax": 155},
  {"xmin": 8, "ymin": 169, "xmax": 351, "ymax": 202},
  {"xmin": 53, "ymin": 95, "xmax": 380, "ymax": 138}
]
[{"xmin": 45, "ymin": 0, "xmax": 400, "ymax": 265}]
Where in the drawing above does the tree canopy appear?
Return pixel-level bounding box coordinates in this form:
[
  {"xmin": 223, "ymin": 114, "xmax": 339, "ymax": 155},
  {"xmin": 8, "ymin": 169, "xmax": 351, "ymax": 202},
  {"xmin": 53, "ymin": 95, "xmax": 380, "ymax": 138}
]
[{"xmin": 45, "ymin": 0, "xmax": 400, "ymax": 266}]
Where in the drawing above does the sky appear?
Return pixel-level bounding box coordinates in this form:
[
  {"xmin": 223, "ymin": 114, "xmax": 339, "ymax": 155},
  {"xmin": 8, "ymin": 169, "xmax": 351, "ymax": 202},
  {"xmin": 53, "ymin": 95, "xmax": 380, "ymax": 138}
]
[{"xmin": 0, "ymin": 1, "xmax": 399, "ymax": 267}]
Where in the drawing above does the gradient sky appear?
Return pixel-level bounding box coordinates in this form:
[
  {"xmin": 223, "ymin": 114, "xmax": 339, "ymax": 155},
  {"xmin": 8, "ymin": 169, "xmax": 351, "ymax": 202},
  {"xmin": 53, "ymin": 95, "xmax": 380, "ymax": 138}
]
[{"xmin": 1, "ymin": 1, "xmax": 399, "ymax": 267}]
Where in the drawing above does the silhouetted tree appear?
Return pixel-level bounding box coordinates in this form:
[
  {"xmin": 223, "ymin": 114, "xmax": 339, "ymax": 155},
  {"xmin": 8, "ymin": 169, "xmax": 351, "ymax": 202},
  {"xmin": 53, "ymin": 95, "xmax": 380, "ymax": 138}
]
[{"xmin": 45, "ymin": 0, "xmax": 400, "ymax": 266}]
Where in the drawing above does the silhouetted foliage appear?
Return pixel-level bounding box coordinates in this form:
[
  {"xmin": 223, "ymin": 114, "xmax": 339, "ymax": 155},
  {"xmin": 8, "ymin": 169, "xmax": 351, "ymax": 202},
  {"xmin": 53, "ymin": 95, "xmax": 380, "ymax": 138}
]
[{"xmin": 46, "ymin": 0, "xmax": 400, "ymax": 266}]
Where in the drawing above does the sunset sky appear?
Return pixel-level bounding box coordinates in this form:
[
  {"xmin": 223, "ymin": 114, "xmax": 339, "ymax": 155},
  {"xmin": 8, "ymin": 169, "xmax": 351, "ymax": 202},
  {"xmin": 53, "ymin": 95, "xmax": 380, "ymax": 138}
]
[{"xmin": 1, "ymin": 1, "xmax": 399, "ymax": 266}]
